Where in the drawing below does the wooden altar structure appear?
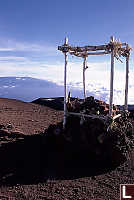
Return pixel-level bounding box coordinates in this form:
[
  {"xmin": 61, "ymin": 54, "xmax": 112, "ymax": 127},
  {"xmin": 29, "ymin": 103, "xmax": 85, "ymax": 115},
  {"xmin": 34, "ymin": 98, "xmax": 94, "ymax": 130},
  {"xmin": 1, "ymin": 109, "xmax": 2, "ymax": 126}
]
[{"xmin": 58, "ymin": 37, "xmax": 131, "ymax": 128}]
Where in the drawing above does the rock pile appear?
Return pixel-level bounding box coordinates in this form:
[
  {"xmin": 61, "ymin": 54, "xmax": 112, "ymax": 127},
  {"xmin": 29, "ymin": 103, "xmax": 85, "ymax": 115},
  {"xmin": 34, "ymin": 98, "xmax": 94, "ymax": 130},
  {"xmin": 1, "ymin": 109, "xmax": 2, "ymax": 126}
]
[
  {"xmin": 67, "ymin": 96, "xmax": 119, "ymax": 116},
  {"xmin": 44, "ymin": 96, "xmax": 134, "ymax": 162}
]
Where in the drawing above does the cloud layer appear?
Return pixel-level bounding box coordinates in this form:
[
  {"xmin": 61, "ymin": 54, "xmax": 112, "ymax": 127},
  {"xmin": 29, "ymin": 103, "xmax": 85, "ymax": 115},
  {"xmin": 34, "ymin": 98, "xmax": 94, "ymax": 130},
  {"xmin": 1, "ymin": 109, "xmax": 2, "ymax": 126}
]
[
  {"xmin": 0, "ymin": 38, "xmax": 133, "ymax": 105},
  {"xmin": 0, "ymin": 39, "xmax": 57, "ymax": 54},
  {"xmin": 0, "ymin": 59, "xmax": 133, "ymax": 105}
]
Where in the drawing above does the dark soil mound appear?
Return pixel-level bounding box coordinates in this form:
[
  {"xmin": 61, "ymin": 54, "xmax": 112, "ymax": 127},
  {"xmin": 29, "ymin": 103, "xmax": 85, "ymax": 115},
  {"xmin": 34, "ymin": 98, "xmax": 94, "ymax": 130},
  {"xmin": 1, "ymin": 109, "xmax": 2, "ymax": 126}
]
[{"xmin": 0, "ymin": 97, "xmax": 133, "ymax": 200}]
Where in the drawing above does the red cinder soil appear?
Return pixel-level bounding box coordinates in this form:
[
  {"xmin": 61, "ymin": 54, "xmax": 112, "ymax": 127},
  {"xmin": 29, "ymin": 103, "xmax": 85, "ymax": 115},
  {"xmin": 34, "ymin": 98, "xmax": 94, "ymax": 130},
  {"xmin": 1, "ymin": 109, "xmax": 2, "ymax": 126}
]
[
  {"xmin": 0, "ymin": 98, "xmax": 133, "ymax": 200},
  {"xmin": 0, "ymin": 98, "xmax": 63, "ymax": 135}
]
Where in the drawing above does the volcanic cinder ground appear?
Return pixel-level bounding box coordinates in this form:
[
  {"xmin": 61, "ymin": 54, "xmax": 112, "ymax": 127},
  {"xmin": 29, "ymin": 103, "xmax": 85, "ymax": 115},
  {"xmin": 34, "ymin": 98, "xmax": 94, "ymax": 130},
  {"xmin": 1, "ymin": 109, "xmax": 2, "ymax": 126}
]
[{"xmin": 0, "ymin": 98, "xmax": 133, "ymax": 200}]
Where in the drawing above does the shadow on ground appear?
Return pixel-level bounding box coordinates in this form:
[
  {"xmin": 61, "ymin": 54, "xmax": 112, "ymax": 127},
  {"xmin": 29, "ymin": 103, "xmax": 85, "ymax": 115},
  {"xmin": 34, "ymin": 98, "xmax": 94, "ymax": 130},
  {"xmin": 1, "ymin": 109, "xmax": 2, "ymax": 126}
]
[{"xmin": 0, "ymin": 133, "xmax": 125, "ymax": 186}]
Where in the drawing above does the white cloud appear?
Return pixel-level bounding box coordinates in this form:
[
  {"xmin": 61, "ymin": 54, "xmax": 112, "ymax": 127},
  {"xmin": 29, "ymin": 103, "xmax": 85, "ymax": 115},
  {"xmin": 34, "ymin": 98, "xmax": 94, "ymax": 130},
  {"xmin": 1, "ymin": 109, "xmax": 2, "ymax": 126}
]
[
  {"xmin": 0, "ymin": 38, "xmax": 57, "ymax": 55},
  {"xmin": 0, "ymin": 56, "xmax": 27, "ymax": 61},
  {"xmin": 0, "ymin": 59, "xmax": 132, "ymax": 105},
  {"xmin": 0, "ymin": 48, "xmax": 15, "ymax": 51},
  {"xmin": 32, "ymin": 61, "xmax": 134, "ymax": 105}
]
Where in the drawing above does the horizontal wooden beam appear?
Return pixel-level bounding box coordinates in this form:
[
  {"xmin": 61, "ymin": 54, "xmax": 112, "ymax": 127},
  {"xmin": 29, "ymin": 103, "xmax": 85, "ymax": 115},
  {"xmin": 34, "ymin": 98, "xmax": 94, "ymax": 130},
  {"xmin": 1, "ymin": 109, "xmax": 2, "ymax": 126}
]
[
  {"xmin": 69, "ymin": 45, "xmax": 109, "ymax": 52},
  {"xmin": 67, "ymin": 111, "xmax": 107, "ymax": 120},
  {"xmin": 113, "ymin": 114, "xmax": 121, "ymax": 120},
  {"xmin": 58, "ymin": 42, "xmax": 131, "ymax": 58},
  {"xmin": 87, "ymin": 52, "xmax": 110, "ymax": 55},
  {"xmin": 71, "ymin": 52, "xmax": 110, "ymax": 56},
  {"xmin": 67, "ymin": 111, "xmax": 122, "ymax": 122}
]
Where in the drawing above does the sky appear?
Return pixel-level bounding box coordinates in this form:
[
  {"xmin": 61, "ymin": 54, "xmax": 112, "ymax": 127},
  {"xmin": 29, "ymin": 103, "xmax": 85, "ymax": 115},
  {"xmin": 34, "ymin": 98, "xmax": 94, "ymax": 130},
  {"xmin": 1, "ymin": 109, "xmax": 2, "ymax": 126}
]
[{"xmin": 0, "ymin": 0, "xmax": 134, "ymax": 104}]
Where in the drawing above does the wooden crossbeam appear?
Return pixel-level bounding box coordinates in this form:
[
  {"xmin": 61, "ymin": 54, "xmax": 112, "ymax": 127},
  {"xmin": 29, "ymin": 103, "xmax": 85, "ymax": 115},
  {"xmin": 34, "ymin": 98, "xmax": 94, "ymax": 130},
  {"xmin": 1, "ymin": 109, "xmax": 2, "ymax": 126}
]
[
  {"xmin": 67, "ymin": 111, "xmax": 107, "ymax": 120},
  {"xmin": 58, "ymin": 44, "xmax": 130, "ymax": 58},
  {"xmin": 71, "ymin": 51, "xmax": 110, "ymax": 57},
  {"xmin": 68, "ymin": 112, "xmax": 121, "ymax": 121}
]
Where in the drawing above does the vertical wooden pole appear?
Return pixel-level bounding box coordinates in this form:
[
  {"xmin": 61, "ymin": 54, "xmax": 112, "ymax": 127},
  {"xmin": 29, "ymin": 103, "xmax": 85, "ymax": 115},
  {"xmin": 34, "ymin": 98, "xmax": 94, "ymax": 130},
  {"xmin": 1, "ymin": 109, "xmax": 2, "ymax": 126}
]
[
  {"xmin": 124, "ymin": 44, "xmax": 129, "ymax": 110},
  {"xmin": 63, "ymin": 37, "xmax": 68, "ymax": 129},
  {"xmin": 109, "ymin": 36, "xmax": 114, "ymax": 116},
  {"xmin": 83, "ymin": 57, "xmax": 86, "ymax": 100}
]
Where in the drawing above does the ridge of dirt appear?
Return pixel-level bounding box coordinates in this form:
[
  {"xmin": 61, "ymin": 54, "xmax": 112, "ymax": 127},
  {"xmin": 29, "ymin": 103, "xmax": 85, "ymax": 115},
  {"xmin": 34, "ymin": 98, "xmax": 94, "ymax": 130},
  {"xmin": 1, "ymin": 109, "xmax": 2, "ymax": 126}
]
[{"xmin": 0, "ymin": 98, "xmax": 63, "ymax": 135}]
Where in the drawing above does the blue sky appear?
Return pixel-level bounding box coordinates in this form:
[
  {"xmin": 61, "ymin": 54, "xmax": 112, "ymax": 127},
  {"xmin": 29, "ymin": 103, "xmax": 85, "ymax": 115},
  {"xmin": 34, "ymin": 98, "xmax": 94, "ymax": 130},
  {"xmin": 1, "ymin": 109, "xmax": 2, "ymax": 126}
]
[
  {"xmin": 0, "ymin": 0, "xmax": 133, "ymax": 104},
  {"xmin": 1, "ymin": 0, "xmax": 134, "ymax": 49},
  {"xmin": 0, "ymin": 0, "xmax": 134, "ymax": 60}
]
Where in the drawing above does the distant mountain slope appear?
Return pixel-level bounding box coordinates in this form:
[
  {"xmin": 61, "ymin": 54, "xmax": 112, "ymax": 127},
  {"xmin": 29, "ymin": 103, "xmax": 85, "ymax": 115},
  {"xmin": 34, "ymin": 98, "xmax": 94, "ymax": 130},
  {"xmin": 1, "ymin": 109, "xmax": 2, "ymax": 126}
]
[
  {"xmin": 0, "ymin": 77, "xmax": 64, "ymax": 102},
  {"xmin": 0, "ymin": 77, "xmax": 89, "ymax": 102}
]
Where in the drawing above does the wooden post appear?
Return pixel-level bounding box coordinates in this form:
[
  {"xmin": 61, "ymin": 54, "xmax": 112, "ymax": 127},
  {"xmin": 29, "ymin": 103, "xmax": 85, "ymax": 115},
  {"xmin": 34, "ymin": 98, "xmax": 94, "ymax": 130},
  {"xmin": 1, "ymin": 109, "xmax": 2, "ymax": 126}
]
[
  {"xmin": 63, "ymin": 37, "xmax": 68, "ymax": 129},
  {"xmin": 124, "ymin": 44, "xmax": 129, "ymax": 110},
  {"xmin": 83, "ymin": 57, "xmax": 87, "ymax": 99},
  {"xmin": 109, "ymin": 36, "xmax": 115, "ymax": 116}
]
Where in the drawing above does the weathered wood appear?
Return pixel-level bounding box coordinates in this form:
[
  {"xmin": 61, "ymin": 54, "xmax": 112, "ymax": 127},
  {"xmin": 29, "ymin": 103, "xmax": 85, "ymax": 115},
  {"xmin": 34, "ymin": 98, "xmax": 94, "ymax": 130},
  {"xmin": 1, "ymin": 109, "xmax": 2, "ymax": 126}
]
[
  {"xmin": 124, "ymin": 44, "xmax": 129, "ymax": 110},
  {"xmin": 63, "ymin": 37, "xmax": 68, "ymax": 129},
  {"xmin": 87, "ymin": 52, "xmax": 110, "ymax": 55},
  {"xmin": 58, "ymin": 43, "xmax": 129, "ymax": 58},
  {"xmin": 69, "ymin": 45, "xmax": 108, "ymax": 52},
  {"xmin": 109, "ymin": 36, "xmax": 114, "ymax": 116},
  {"xmin": 68, "ymin": 112, "xmax": 107, "ymax": 120},
  {"xmin": 83, "ymin": 57, "xmax": 87, "ymax": 99},
  {"xmin": 72, "ymin": 52, "xmax": 110, "ymax": 57},
  {"xmin": 113, "ymin": 114, "xmax": 121, "ymax": 120}
]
